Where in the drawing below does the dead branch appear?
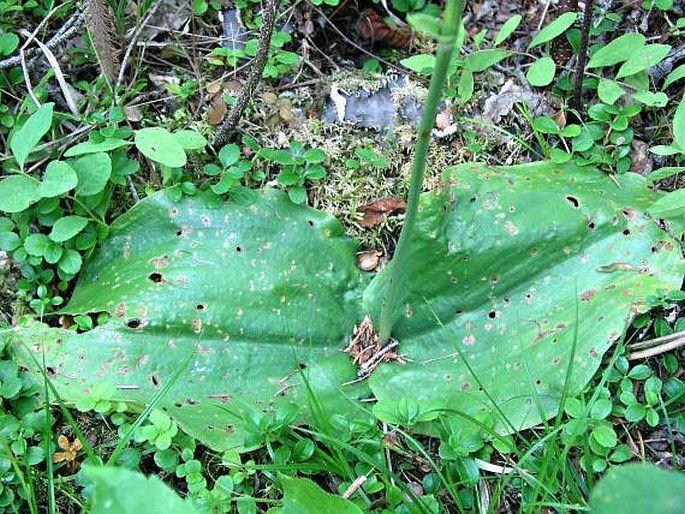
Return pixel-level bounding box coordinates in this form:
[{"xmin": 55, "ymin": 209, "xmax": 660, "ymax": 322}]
[{"xmin": 213, "ymin": 0, "xmax": 279, "ymax": 147}]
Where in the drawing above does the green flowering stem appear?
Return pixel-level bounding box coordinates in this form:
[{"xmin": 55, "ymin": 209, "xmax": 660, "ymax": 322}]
[{"xmin": 377, "ymin": 0, "xmax": 465, "ymax": 345}]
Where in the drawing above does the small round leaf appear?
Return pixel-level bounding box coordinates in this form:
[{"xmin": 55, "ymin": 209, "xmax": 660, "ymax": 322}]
[
  {"xmin": 49, "ymin": 216, "xmax": 89, "ymax": 243},
  {"xmin": 526, "ymin": 57, "xmax": 556, "ymax": 87},
  {"xmin": 0, "ymin": 176, "xmax": 39, "ymax": 213},
  {"xmin": 135, "ymin": 128, "xmax": 187, "ymax": 168},
  {"xmin": 37, "ymin": 161, "xmax": 78, "ymax": 198}
]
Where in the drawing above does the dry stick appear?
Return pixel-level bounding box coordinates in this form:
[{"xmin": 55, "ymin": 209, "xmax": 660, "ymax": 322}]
[
  {"xmin": 113, "ymin": 0, "xmax": 164, "ymax": 103},
  {"xmin": 213, "ymin": 0, "xmax": 279, "ymax": 147},
  {"xmin": 628, "ymin": 330, "xmax": 685, "ymax": 350},
  {"xmin": 571, "ymin": 0, "xmax": 594, "ymax": 109},
  {"xmin": 0, "ymin": 8, "xmax": 86, "ymax": 70},
  {"xmin": 629, "ymin": 333, "xmax": 685, "ymax": 360}
]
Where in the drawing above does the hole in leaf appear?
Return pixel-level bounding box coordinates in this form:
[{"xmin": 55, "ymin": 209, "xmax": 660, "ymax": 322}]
[
  {"xmin": 196, "ymin": 303, "xmax": 206, "ymax": 311},
  {"xmin": 488, "ymin": 311, "xmax": 496, "ymax": 319},
  {"xmin": 469, "ymin": 195, "xmax": 477, "ymax": 203},
  {"xmin": 148, "ymin": 272, "xmax": 164, "ymax": 283},
  {"xmin": 235, "ymin": 246, "xmax": 243, "ymax": 253},
  {"xmin": 150, "ymin": 374, "xmax": 159, "ymax": 387},
  {"xmin": 46, "ymin": 366, "xmax": 56, "ymax": 377},
  {"xmin": 621, "ymin": 208, "xmax": 636, "ymax": 220},
  {"xmin": 307, "ymin": 220, "xmax": 314, "ymax": 227},
  {"xmin": 565, "ymin": 195, "xmax": 580, "ymax": 208},
  {"xmin": 622, "ymin": 229, "xmax": 630, "ymax": 236},
  {"xmin": 588, "ymin": 221, "xmax": 596, "ymax": 229},
  {"xmin": 299, "ymin": 363, "xmax": 307, "ymax": 369},
  {"xmin": 126, "ymin": 318, "xmax": 142, "ymax": 329}
]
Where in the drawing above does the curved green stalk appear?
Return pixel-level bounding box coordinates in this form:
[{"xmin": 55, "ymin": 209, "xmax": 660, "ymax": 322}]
[{"xmin": 376, "ymin": 0, "xmax": 466, "ymax": 344}]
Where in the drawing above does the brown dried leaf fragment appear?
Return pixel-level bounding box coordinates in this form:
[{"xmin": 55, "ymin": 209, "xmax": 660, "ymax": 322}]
[
  {"xmin": 53, "ymin": 434, "xmax": 83, "ymax": 473},
  {"xmin": 356, "ymin": 9, "xmax": 412, "ymax": 49},
  {"xmin": 344, "ymin": 315, "xmax": 405, "ymax": 378},
  {"xmin": 357, "ymin": 197, "xmax": 406, "ymax": 228}
]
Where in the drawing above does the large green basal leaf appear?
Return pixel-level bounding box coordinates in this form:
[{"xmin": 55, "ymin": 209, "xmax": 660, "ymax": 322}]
[
  {"xmin": 7, "ymin": 189, "xmax": 368, "ymax": 450},
  {"xmin": 5, "ymin": 162, "xmax": 683, "ymax": 451},
  {"xmin": 365, "ymin": 162, "xmax": 683, "ymax": 433}
]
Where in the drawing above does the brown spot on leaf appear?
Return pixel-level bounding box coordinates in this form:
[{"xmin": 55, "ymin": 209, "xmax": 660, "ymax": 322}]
[
  {"xmin": 149, "ymin": 255, "xmax": 169, "ymax": 269},
  {"xmin": 136, "ymin": 354, "xmax": 149, "ymax": 369},
  {"xmin": 207, "ymin": 393, "xmax": 231, "ymax": 403},
  {"xmin": 621, "ymin": 208, "xmax": 636, "ymax": 220},
  {"xmin": 580, "ymin": 288, "xmax": 597, "ymax": 301}
]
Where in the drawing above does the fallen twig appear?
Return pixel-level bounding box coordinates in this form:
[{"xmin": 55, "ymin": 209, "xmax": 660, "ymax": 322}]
[
  {"xmin": 113, "ymin": 0, "xmax": 164, "ymax": 101},
  {"xmin": 0, "ymin": 8, "xmax": 85, "ymax": 70},
  {"xmin": 213, "ymin": 0, "xmax": 279, "ymax": 147},
  {"xmin": 571, "ymin": 0, "xmax": 594, "ymax": 109},
  {"xmin": 628, "ymin": 330, "xmax": 685, "ymax": 360}
]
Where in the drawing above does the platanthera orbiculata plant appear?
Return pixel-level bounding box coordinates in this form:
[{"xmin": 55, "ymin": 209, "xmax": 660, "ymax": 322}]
[{"xmin": 2, "ymin": 2, "xmax": 682, "ymax": 452}]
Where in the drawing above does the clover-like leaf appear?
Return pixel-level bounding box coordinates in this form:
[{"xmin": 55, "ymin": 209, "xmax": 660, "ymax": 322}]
[
  {"xmin": 0, "ymin": 175, "xmax": 39, "ymax": 213},
  {"xmin": 10, "ymin": 103, "xmax": 53, "ymax": 171},
  {"xmin": 73, "ymin": 153, "xmax": 112, "ymax": 197},
  {"xmin": 36, "ymin": 161, "xmax": 78, "ymax": 198},
  {"xmin": 135, "ymin": 128, "xmax": 187, "ymax": 168},
  {"xmin": 84, "ymin": 465, "xmax": 201, "ymax": 514},
  {"xmin": 526, "ymin": 57, "xmax": 556, "ymax": 87},
  {"xmin": 49, "ymin": 216, "xmax": 89, "ymax": 243},
  {"xmin": 269, "ymin": 475, "xmax": 364, "ymax": 514}
]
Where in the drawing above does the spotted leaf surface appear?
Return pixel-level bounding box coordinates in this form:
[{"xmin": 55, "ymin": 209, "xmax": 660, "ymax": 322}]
[
  {"xmin": 365, "ymin": 162, "xmax": 683, "ymax": 434},
  {"xmin": 7, "ymin": 189, "xmax": 366, "ymax": 450}
]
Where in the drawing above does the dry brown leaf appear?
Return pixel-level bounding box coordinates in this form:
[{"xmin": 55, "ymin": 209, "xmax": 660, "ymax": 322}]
[
  {"xmin": 124, "ymin": 105, "xmax": 143, "ymax": 122},
  {"xmin": 357, "ymin": 197, "xmax": 406, "ymax": 228},
  {"xmin": 356, "ymin": 8, "xmax": 412, "ymax": 49},
  {"xmin": 552, "ymin": 109, "xmax": 567, "ymax": 129},
  {"xmin": 206, "ymin": 95, "xmax": 227, "ymax": 126}
]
